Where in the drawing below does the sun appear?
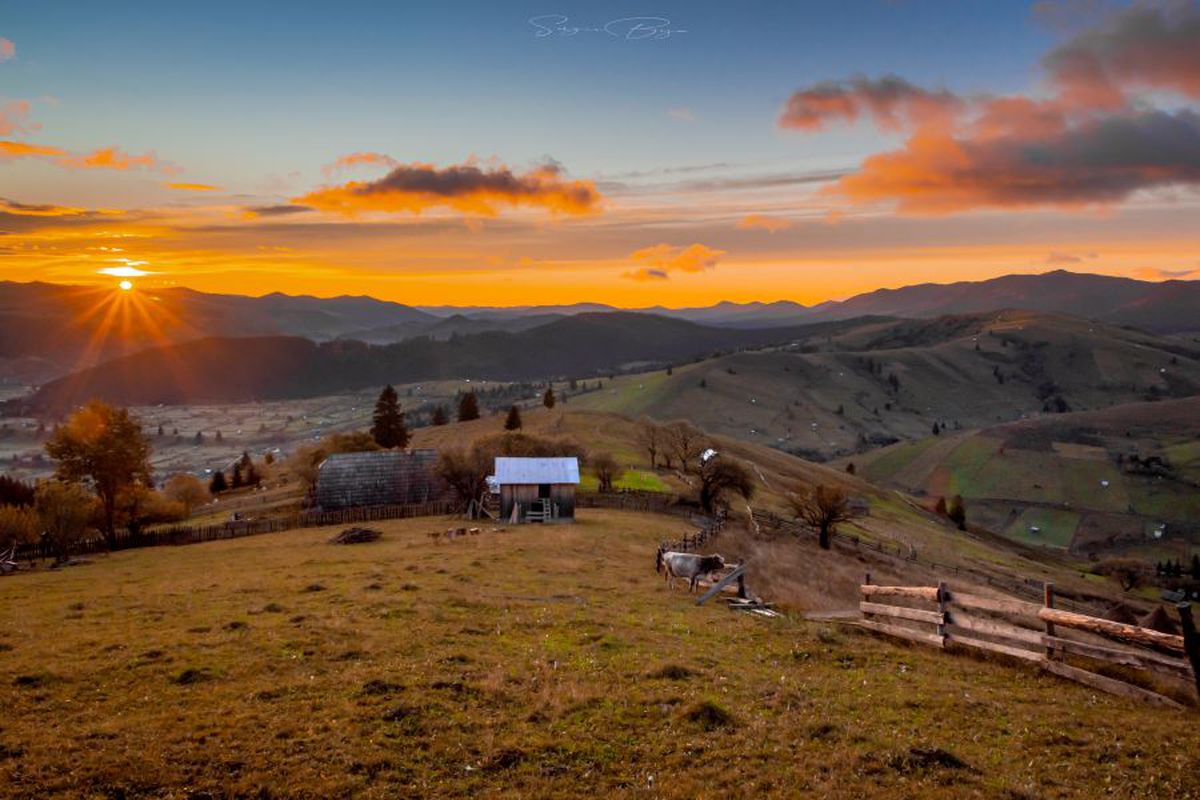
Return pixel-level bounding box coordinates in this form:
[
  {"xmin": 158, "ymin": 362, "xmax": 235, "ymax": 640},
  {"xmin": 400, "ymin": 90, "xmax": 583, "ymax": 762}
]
[{"xmin": 118, "ymin": 280, "xmax": 133, "ymax": 291}]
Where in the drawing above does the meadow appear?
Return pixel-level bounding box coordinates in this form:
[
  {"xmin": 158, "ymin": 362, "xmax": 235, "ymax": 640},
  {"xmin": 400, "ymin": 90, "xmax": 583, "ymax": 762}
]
[{"xmin": 2, "ymin": 509, "xmax": 1196, "ymax": 799}]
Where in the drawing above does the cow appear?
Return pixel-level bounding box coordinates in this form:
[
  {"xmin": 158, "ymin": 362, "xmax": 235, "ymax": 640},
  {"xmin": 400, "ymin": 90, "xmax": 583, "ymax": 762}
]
[{"xmin": 658, "ymin": 550, "xmax": 726, "ymax": 593}]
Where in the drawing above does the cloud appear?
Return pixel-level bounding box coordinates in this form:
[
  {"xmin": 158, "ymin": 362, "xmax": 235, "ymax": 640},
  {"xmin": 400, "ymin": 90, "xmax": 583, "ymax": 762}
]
[
  {"xmin": 1135, "ymin": 266, "xmax": 1199, "ymax": 279},
  {"xmin": 244, "ymin": 204, "xmax": 314, "ymax": 217},
  {"xmin": 321, "ymin": 151, "xmax": 399, "ymax": 177},
  {"xmin": 165, "ymin": 182, "xmax": 220, "ymax": 192},
  {"xmin": 1045, "ymin": 250, "xmax": 1098, "ymax": 265},
  {"xmin": 779, "ymin": 74, "xmax": 963, "ymax": 132},
  {"xmin": 99, "ymin": 264, "xmax": 157, "ymax": 278},
  {"xmin": 0, "ymin": 139, "xmax": 65, "ymax": 159},
  {"xmin": 624, "ymin": 243, "xmax": 725, "ymax": 281},
  {"xmin": 295, "ymin": 160, "xmax": 601, "ymax": 216},
  {"xmin": 1042, "ymin": 0, "xmax": 1200, "ymax": 108},
  {"xmin": 624, "ymin": 267, "xmax": 670, "ymax": 281},
  {"xmin": 780, "ymin": 3, "xmax": 1200, "ymax": 214},
  {"xmin": 59, "ymin": 146, "xmax": 176, "ymax": 173},
  {"xmin": 0, "ymin": 100, "xmax": 37, "ymax": 136},
  {"xmin": 0, "ymin": 38, "xmax": 13, "ymax": 62},
  {"xmin": 737, "ymin": 214, "xmax": 793, "ymax": 233},
  {"xmin": 0, "ymin": 197, "xmax": 95, "ymax": 217},
  {"xmin": 667, "ymin": 107, "xmax": 697, "ymax": 123}
]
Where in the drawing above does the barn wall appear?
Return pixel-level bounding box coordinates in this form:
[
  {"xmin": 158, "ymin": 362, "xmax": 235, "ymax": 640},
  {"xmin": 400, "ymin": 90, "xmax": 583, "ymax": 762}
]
[{"xmin": 500, "ymin": 484, "xmax": 576, "ymax": 522}]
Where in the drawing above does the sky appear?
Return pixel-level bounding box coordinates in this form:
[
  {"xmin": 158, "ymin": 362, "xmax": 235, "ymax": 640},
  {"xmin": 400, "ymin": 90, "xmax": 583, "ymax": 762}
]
[{"xmin": 1, "ymin": 0, "xmax": 1199, "ymax": 307}]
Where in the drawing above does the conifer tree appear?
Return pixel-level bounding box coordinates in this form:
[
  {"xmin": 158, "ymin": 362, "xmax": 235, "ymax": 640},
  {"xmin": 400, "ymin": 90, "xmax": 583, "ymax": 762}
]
[
  {"xmin": 543, "ymin": 386, "xmax": 556, "ymax": 409},
  {"xmin": 458, "ymin": 391, "xmax": 480, "ymax": 422},
  {"xmin": 504, "ymin": 405, "xmax": 523, "ymax": 431},
  {"xmin": 431, "ymin": 406, "xmax": 449, "ymax": 426},
  {"xmin": 209, "ymin": 470, "xmax": 228, "ymax": 493},
  {"xmin": 371, "ymin": 384, "xmax": 409, "ymax": 448}
]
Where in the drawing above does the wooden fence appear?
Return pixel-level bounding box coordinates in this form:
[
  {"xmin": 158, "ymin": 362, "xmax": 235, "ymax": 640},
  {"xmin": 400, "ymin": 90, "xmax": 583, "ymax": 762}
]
[
  {"xmin": 13, "ymin": 500, "xmax": 457, "ymax": 561},
  {"xmin": 753, "ymin": 509, "xmax": 1108, "ymax": 615},
  {"xmin": 858, "ymin": 576, "xmax": 1200, "ymax": 709}
]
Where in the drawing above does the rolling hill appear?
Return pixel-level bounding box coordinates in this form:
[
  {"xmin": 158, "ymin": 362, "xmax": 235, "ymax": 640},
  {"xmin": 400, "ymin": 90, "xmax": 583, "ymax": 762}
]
[
  {"xmin": 843, "ymin": 397, "xmax": 1200, "ymax": 560},
  {"xmin": 569, "ymin": 310, "xmax": 1200, "ymax": 460}
]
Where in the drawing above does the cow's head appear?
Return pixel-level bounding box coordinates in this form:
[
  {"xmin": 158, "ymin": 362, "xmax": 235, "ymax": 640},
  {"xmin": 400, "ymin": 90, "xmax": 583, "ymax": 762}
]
[{"xmin": 700, "ymin": 554, "xmax": 726, "ymax": 572}]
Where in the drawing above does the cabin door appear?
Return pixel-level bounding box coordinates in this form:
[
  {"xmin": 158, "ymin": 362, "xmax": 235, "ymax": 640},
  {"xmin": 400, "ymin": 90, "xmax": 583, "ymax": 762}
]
[{"xmin": 538, "ymin": 483, "xmax": 551, "ymax": 499}]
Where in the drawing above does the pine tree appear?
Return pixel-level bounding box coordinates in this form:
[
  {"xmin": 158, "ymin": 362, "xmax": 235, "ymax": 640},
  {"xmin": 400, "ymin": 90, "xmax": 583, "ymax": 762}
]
[
  {"xmin": 543, "ymin": 386, "xmax": 556, "ymax": 409},
  {"xmin": 504, "ymin": 405, "xmax": 523, "ymax": 431},
  {"xmin": 431, "ymin": 406, "xmax": 449, "ymax": 426},
  {"xmin": 458, "ymin": 391, "xmax": 480, "ymax": 422},
  {"xmin": 371, "ymin": 384, "xmax": 409, "ymax": 448},
  {"xmin": 932, "ymin": 421, "xmax": 941, "ymax": 436},
  {"xmin": 947, "ymin": 495, "xmax": 966, "ymax": 530},
  {"xmin": 209, "ymin": 471, "xmax": 228, "ymax": 493},
  {"xmin": 231, "ymin": 461, "xmax": 244, "ymax": 488}
]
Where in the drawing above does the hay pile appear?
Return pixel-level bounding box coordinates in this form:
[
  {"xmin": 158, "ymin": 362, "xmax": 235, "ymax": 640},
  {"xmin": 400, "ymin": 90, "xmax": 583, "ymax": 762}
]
[{"xmin": 329, "ymin": 527, "xmax": 382, "ymax": 545}]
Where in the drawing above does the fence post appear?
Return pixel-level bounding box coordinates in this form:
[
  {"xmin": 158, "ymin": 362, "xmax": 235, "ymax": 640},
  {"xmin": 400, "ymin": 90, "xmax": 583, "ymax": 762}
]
[
  {"xmin": 1176, "ymin": 603, "xmax": 1200, "ymax": 700},
  {"xmin": 936, "ymin": 580, "xmax": 948, "ymax": 644},
  {"xmin": 1043, "ymin": 583, "xmax": 1056, "ymax": 660}
]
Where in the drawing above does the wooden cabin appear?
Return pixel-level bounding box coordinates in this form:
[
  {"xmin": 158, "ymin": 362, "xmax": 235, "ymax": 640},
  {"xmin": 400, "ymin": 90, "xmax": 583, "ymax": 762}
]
[
  {"xmin": 315, "ymin": 450, "xmax": 443, "ymax": 510},
  {"xmin": 495, "ymin": 457, "xmax": 579, "ymax": 523}
]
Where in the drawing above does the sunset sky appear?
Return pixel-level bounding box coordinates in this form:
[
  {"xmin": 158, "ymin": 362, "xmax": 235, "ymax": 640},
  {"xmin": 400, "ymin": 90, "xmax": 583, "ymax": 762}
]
[{"xmin": 2, "ymin": 0, "xmax": 1199, "ymax": 307}]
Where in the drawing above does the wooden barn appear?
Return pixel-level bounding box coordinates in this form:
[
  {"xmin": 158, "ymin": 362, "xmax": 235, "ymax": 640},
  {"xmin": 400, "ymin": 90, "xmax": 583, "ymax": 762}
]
[
  {"xmin": 494, "ymin": 457, "xmax": 579, "ymax": 523},
  {"xmin": 315, "ymin": 450, "xmax": 443, "ymax": 510}
]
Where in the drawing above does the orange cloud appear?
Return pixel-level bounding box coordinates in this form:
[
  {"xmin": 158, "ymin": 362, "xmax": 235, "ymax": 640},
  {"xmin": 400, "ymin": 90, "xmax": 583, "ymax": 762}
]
[
  {"xmin": 624, "ymin": 243, "xmax": 725, "ymax": 280},
  {"xmin": 779, "ymin": 75, "xmax": 962, "ymax": 132},
  {"xmin": 165, "ymin": 182, "xmax": 220, "ymax": 192},
  {"xmin": 0, "ymin": 139, "xmax": 65, "ymax": 159},
  {"xmin": 0, "ymin": 100, "xmax": 37, "ymax": 136},
  {"xmin": 59, "ymin": 146, "xmax": 168, "ymax": 172},
  {"xmin": 321, "ymin": 151, "xmax": 399, "ymax": 176},
  {"xmin": 737, "ymin": 214, "xmax": 792, "ymax": 233},
  {"xmin": 296, "ymin": 161, "xmax": 601, "ymax": 216},
  {"xmin": 0, "ymin": 198, "xmax": 94, "ymax": 217},
  {"xmin": 0, "ymin": 38, "xmax": 13, "ymax": 62}
]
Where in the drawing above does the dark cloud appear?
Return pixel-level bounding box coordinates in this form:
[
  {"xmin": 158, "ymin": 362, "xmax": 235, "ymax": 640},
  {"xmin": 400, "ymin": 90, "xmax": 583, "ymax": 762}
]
[{"xmin": 779, "ymin": 74, "xmax": 963, "ymax": 132}]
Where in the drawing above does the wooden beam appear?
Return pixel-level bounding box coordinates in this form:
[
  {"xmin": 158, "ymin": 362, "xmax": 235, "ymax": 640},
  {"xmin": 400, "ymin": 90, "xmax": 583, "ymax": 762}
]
[
  {"xmin": 948, "ymin": 632, "xmax": 1045, "ymax": 663},
  {"xmin": 696, "ymin": 564, "xmax": 747, "ymax": 606},
  {"xmin": 1043, "ymin": 635, "xmax": 1194, "ymax": 679},
  {"xmin": 1041, "ymin": 660, "xmax": 1184, "ymax": 709},
  {"xmin": 1038, "ymin": 608, "xmax": 1186, "ymax": 654},
  {"xmin": 946, "ymin": 614, "xmax": 1044, "ymax": 646},
  {"xmin": 860, "ymin": 601, "xmax": 944, "ymax": 626},
  {"xmin": 945, "ymin": 591, "xmax": 1041, "ymax": 618},
  {"xmin": 1177, "ymin": 603, "xmax": 1200, "ymax": 700},
  {"xmin": 860, "ymin": 584, "xmax": 940, "ymax": 602},
  {"xmin": 857, "ymin": 619, "xmax": 944, "ymax": 648}
]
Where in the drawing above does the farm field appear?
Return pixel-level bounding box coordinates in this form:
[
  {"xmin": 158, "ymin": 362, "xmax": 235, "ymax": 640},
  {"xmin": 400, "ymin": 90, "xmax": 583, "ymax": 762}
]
[{"xmin": 2, "ymin": 509, "xmax": 1196, "ymax": 799}]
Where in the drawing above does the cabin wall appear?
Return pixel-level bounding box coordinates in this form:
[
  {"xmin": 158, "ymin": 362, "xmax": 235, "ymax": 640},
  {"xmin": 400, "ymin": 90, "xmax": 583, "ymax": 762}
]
[{"xmin": 500, "ymin": 484, "xmax": 576, "ymax": 522}]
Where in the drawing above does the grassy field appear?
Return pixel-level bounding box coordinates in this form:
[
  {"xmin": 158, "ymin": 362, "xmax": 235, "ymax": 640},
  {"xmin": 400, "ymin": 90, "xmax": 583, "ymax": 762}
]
[{"xmin": 2, "ymin": 508, "xmax": 1196, "ymax": 799}]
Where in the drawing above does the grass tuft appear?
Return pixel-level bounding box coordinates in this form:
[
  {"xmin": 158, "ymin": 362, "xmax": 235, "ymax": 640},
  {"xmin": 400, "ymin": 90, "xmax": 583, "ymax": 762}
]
[
  {"xmin": 648, "ymin": 664, "xmax": 696, "ymax": 681},
  {"xmin": 684, "ymin": 698, "xmax": 736, "ymax": 731}
]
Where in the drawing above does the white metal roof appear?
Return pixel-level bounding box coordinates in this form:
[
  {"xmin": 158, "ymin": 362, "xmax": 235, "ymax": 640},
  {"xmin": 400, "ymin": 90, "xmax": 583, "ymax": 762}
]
[{"xmin": 493, "ymin": 457, "xmax": 580, "ymax": 485}]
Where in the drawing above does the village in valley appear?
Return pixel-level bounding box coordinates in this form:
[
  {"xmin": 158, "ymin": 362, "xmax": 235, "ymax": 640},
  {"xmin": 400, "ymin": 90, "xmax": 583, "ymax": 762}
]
[{"xmin": 4, "ymin": 1, "xmax": 1200, "ymax": 797}]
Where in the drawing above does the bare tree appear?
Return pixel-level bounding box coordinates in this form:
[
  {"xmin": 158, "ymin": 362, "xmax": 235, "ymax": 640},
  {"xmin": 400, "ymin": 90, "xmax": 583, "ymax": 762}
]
[
  {"xmin": 591, "ymin": 452, "xmax": 623, "ymax": 493},
  {"xmin": 35, "ymin": 481, "xmax": 95, "ymax": 563},
  {"xmin": 1093, "ymin": 558, "xmax": 1146, "ymax": 592},
  {"xmin": 664, "ymin": 420, "xmax": 706, "ymax": 474},
  {"xmin": 164, "ymin": 473, "xmax": 210, "ymax": 515},
  {"xmin": 789, "ymin": 484, "xmax": 852, "ymax": 550},
  {"xmin": 698, "ymin": 457, "xmax": 755, "ymax": 514},
  {"xmin": 635, "ymin": 417, "xmax": 662, "ymax": 469}
]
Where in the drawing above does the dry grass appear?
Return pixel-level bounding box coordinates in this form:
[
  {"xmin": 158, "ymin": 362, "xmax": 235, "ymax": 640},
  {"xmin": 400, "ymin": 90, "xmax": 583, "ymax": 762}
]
[{"xmin": 1, "ymin": 509, "xmax": 1196, "ymax": 799}]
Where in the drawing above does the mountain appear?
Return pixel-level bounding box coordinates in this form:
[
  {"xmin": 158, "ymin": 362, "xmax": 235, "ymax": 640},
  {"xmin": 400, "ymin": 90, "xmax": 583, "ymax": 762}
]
[
  {"xmin": 0, "ymin": 281, "xmax": 436, "ymax": 384},
  {"xmin": 807, "ymin": 270, "xmax": 1200, "ymax": 333},
  {"xmin": 13, "ymin": 313, "xmax": 874, "ymax": 412}
]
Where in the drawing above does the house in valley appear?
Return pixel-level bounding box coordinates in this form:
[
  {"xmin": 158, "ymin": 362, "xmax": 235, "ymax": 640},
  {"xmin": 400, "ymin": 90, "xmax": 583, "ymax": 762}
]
[{"xmin": 494, "ymin": 456, "xmax": 579, "ymax": 523}]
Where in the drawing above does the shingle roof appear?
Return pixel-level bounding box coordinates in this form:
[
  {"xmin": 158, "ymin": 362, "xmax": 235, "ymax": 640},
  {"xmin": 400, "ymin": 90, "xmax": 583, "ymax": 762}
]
[
  {"xmin": 493, "ymin": 457, "xmax": 580, "ymax": 485},
  {"xmin": 315, "ymin": 449, "xmax": 443, "ymax": 509}
]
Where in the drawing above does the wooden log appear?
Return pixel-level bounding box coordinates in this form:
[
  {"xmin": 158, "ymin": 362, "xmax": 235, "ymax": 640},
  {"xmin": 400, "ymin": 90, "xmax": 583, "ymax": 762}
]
[
  {"xmin": 948, "ymin": 632, "xmax": 1045, "ymax": 663},
  {"xmin": 860, "ymin": 585, "xmax": 940, "ymax": 602},
  {"xmin": 1044, "ymin": 583, "xmax": 1056, "ymax": 660},
  {"xmin": 1041, "ymin": 660, "xmax": 1184, "ymax": 709},
  {"xmin": 1043, "ymin": 635, "xmax": 1194, "ymax": 679},
  {"xmin": 697, "ymin": 564, "xmax": 747, "ymax": 606},
  {"xmin": 860, "ymin": 601, "xmax": 944, "ymax": 626},
  {"xmin": 945, "ymin": 591, "xmax": 1042, "ymax": 618},
  {"xmin": 857, "ymin": 619, "xmax": 944, "ymax": 649},
  {"xmin": 1176, "ymin": 603, "xmax": 1200, "ymax": 700},
  {"xmin": 946, "ymin": 614, "xmax": 1044, "ymax": 646},
  {"xmin": 1038, "ymin": 608, "xmax": 1185, "ymax": 654}
]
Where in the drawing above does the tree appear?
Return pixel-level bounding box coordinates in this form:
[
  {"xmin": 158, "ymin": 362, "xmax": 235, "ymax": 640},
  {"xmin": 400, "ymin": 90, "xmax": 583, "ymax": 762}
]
[
  {"xmin": 934, "ymin": 496, "xmax": 948, "ymax": 516},
  {"xmin": 592, "ymin": 452, "xmax": 623, "ymax": 493},
  {"xmin": 845, "ymin": 462, "xmax": 856, "ymax": 475},
  {"xmin": 45, "ymin": 400, "xmax": 151, "ymax": 549},
  {"xmin": 435, "ymin": 446, "xmax": 492, "ymax": 509},
  {"xmin": 458, "ymin": 391, "xmax": 480, "ymax": 422},
  {"xmin": 371, "ymin": 384, "xmax": 409, "ymax": 448},
  {"xmin": 635, "ymin": 417, "xmax": 662, "ymax": 469},
  {"xmin": 504, "ymin": 405, "xmax": 523, "ymax": 431},
  {"xmin": 932, "ymin": 421, "xmax": 940, "ymax": 436},
  {"xmin": 0, "ymin": 504, "xmax": 39, "ymax": 550},
  {"xmin": 35, "ymin": 480, "xmax": 95, "ymax": 563},
  {"xmin": 231, "ymin": 460, "xmax": 244, "ymax": 489},
  {"xmin": 0, "ymin": 475, "xmax": 34, "ymax": 507},
  {"xmin": 164, "ymin": 473, "xmax": 210, "ymax": 514},
  {"xmin": 1093, "ymin": 558, "xmax": 1147, "ymax": 591},
  {"xmin": 431, "ymin": 405, "xmax": 449, "ymax": 426},
  {"xmin": 698, "ymin": 457, "xmax": 755, "ymax": 514},
  {"xmin": 209, "ymin": 471, "xmax": 228, "ymax": 494},
  {"xmin": 947, "ymin": 494, "xmax": 967, "ymax": 531},
  {"xmin": 789, "ymin": 484, "xmax": 852, "ymax": 550},
  {"xmin": 118, "ymin": 485, "xmax": 185, "ymax": 539},
  {"xmin": 543, "ymin": 386, "xmax": 556, "ymax": 409},
  {"xmin": 664, "ymin": 420, "xmax": 706, "ymax": 473}
]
